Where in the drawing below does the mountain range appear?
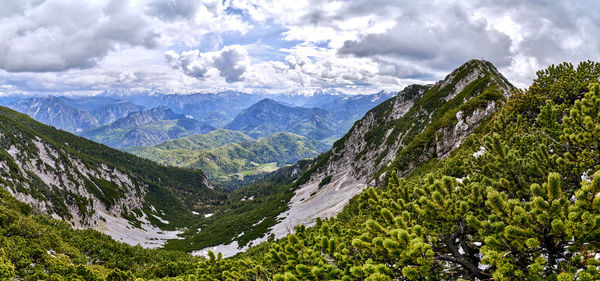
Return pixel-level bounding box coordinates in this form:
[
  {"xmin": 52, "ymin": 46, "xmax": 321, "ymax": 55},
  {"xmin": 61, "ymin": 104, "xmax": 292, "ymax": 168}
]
[
  {"xmin": 4, "ymin": 59, "xmax": 595, "ymax": 280},
  {"xmin": 0, "ymin": 90, "xmax": 394, "ymax": 150},
  {"xmin": 225, "ymin": 98, "xmax": 338, "ymax": 140},
  {"xmin": 80, "ymin": 106, "xmax": 215, "ymax": 148},
  {"xmin": 9, "ymin": 96, "xmax": 100, "ymax": 132}
]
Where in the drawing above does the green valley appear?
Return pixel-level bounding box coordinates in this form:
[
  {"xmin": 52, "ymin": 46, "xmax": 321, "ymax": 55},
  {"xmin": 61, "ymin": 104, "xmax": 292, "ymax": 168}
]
[
  {"xmin": 126, "ymin": 130, "xmax": 329, "ymax": 183},
  {"xmin": 2, "ymin": 60, "xmax": 600, "ymax": 281},
  {"xmin": 2, "ymin": 1, "xmax": 597, "ymax": 280}
]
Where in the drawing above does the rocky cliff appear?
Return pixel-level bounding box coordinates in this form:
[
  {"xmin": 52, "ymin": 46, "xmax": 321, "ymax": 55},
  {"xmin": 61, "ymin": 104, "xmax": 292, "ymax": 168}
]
[
  {"xmin": 9, "ymin": 96, "xmax": 99, "ymax": 132},
  {"xmin": 266, "ymin": 59, "xmax": 515, "ymax": 239}
]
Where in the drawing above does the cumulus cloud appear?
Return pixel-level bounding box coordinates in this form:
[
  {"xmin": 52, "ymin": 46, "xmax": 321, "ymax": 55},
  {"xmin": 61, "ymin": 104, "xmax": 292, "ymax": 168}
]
[
  {"xmin": 146, "ymin": 0, "xmax": 200, "ymax": 21},
  {"xmin": 166, "ymin": 45, "xmax": 250, "ymax": 82},
  {"xmin": 235, "ymin": 43, "xmax": 397, "ymax": 92},
  {"xmin": 1, "ymin": 0, "xmax": 599, "ymax": 93},
  {"xmin": 230, "ymin": 0, "xmax": 600, "ymax": 87},
  {"xmin": 338, "ymin": 5, "xmax": 513, "ymax": 68},
  {"xmin": 0, "ymin": 0, "xmax": 159, "ymax": 72}
]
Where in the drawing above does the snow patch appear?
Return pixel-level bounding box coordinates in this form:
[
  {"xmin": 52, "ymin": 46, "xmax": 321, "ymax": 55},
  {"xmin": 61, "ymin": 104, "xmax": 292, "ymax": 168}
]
[
  {"xmin": 581, "ymin": 171, "xmax": 591, "ymax": 182},
  {"xmin": 192, "ymin": 241, "xmax": 246, "ymax": 258},
  {"xmin": 95, "ymin": 210, "xmax": 182, "ymax": 249},
  {"xmin": 192, "ymin": 234, "xmax": 270, "ymax": 258},
  {"xmin": 473, "ymin": 146, "xmax": 486, "ymax": 158},
  {"xmin": 204, "ymin": 213, "xmax": 214, "ymax": 218},
  {"xmin": 153, "ymin": 215, "xmax": 170, "ymax": 225},
  {"xmin": 252, "ymin": 218, "xmax": 266, "ymax": 227}
]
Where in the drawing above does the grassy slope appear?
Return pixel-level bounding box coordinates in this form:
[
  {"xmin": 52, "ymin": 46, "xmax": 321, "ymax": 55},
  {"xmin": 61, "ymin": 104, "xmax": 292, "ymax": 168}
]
[
  {"xmin": 81, "ymin": 119, "xmax": 209, "ymax": 148},
  {"xmin": 127, "ymin": 131, "xmax": 330, "ymax": 182},
  {"xmin": 123, "ymin": 129, "xmax": 254, "ymax": 165},
  {"xmin": 0, "ymin": 107, "xmax": 225, "ymax": 228}
]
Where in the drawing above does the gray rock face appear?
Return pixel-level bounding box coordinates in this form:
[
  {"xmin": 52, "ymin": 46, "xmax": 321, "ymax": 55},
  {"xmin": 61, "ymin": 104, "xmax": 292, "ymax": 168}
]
[
  {"xmin": 265, "ymin": 89, "xmax": 422, "ymax": 241},
  {"xmin": 10, "ymin": 96, "xmax": 99, "ymax": 132},
  {"xmin": 263, "ymin": 60, "xmax": 515, "ymax": 242},
  {"xmin": 91, "ymin": 101, "xmax": 145, "ymax": 125},
  {"xmin": 436, "ymin": 101, "xmax": 498, "ymax": 159}
]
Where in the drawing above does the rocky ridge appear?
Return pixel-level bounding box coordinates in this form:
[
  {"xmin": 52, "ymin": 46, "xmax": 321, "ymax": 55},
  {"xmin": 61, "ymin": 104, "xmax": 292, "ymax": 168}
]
[
  {"xmin": 245, "ymin": 60, "xmax": 515, "ymax": 251},
  {"xmin": 0, "ymin": 107, "xmax": 221, "ymax": 247}
]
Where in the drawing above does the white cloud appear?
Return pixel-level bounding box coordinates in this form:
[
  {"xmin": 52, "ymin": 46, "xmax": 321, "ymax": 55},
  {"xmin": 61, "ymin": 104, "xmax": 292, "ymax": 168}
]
[
  {"xmin": 0, "ymin": 0, "xmax": 159, "ymax": 72},
  {"xmin": 166, "ymin": 45, "xmax": 250, "ymax": 82},
  {"xmin": 228, "ymin": 0, "xmax": 600, "ymax": 88},
  {"xmin": 0, "ymin": 0, "xmax": 599, "ymax": 93}
]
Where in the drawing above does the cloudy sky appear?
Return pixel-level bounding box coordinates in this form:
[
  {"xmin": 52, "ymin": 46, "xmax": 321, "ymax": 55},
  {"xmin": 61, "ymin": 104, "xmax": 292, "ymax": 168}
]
[{"xmin": 0, "ymin": 0, "xmax": 598, "ymax": 95}]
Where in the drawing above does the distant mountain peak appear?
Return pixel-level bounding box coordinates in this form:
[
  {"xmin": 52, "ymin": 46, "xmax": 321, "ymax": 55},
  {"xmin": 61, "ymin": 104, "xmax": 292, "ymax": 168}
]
[
  {"xmin": 226, "ymin": 99, "xmax": 336, "ymax": 139},
  {"xmin": 9, "ymin": 95, "xmax": 99, "ymax": 132},
  {"xmin": 255, "ymin": 98, "xmax": 280, "ymax": 105},
  {"xmin": 250, "ymin": 59, "xmax": 515, "ymax": 247}
]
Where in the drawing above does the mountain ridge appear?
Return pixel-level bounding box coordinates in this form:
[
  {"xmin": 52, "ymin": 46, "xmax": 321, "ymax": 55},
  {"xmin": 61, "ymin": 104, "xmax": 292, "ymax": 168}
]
[
  {"xmin": 225, "ymin": 98, "xmax": 337, "ymax": 140},
  {"xmin": 0, "ymin": 106, "xmax": 223, "ymax": 247},
  {"xmin": 201, "ymin": 59, "xmax": 516, "ymax": 256},
  {"xmin": 80, "ymin": 106, "xmax": 215, "ymax": 148},
  {"xmin": 9, "ymin": 96, "xmax": 100, "ymax": 132}
]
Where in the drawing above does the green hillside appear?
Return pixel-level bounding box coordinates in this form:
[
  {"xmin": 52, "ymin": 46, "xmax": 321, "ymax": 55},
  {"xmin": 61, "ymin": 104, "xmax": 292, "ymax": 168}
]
[
  {"xmin": 0, "ymin": 107, "xmax": 224, "ymax": 228},
  {"xmin": 127, "ymin": 131, "xmax": 330, "ymax": 182},
  {"xmin": 0, "ymin": 188, "xmax": 201, "ymax": 280},
  {"xmin": 124, "ymin": 129, "xmax": 254, "ymax": 164},
  {"xmin": 81, "ymin": 119, "xmax": 215, "ymax": 148},
  {"xmin": 2, "ymin": 61, "xmax": 600, "ymax": 280},
  {"xmin": 185, "ymin": 61, "xmax": 600, "ymax": 280}
]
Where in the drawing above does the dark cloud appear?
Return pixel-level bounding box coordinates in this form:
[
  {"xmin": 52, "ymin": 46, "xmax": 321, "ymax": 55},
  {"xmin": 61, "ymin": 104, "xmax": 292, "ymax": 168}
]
[
  {"xmin": 165, "ymin": 50, "xmax": 209, "ymax": 79},
  {"xmin": 146, "ymin": 0, "xmax": 200, "ymax": 21},
  {"xmin": 213, "ymin": 46, "xmax": 249, "ymax": 82},
  {"xmin": 482, "ymin": 0, "xmax": 600, "ymax": 66},
  {"xmin": 332, "ymin": 0, "xmax": 600, "ymax": 82},
  {"xmin": 339, "ymin": 4, "xmax": 513, "ymax": 69},
  {"xmin": 300, "ymin": 10, "xmax": 333, "ymax": 26},
  {"xmin": 373, "ymin": 58, "xmax": 434, "ymax": 80},
  {"xmin": 165, "ymin": 45, "xmax": 249, "ymax": 82}
]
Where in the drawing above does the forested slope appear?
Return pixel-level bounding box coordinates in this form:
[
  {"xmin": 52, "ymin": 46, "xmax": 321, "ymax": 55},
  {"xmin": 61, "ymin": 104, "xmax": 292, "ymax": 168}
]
[
  {"xmin": 0, "ymin": 107, "xmax": 224, "ymax": 247},
  {"xmin": 1, "ymin": 61, "xmax": 600, "ymax": 280},
  {"xmin": 128, "ymin": 131, "xmax": 329, "ymax": 181},
  {"xmin": 186, "ymin": 61, "xmax": 600, "ymax": 280}
]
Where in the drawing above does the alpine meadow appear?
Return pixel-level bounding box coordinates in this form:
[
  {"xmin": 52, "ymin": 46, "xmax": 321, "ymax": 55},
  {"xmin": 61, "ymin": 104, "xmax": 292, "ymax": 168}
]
[{"xmin": 1, "ymin": 1, "xmax": 599, "ymax": 280}]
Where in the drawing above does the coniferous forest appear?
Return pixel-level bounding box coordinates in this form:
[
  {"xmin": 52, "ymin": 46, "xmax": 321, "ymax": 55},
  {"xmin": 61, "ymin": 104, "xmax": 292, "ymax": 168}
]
[{"xmin": 1, "ymin": 61, "xmax": 600, "ymax": 280}]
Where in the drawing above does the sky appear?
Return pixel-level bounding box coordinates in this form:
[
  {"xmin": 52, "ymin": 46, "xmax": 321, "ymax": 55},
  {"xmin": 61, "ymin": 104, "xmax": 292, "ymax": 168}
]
[{"xmin": 0, "ymin": 0, "xmax": 598, "ymax": 95}]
